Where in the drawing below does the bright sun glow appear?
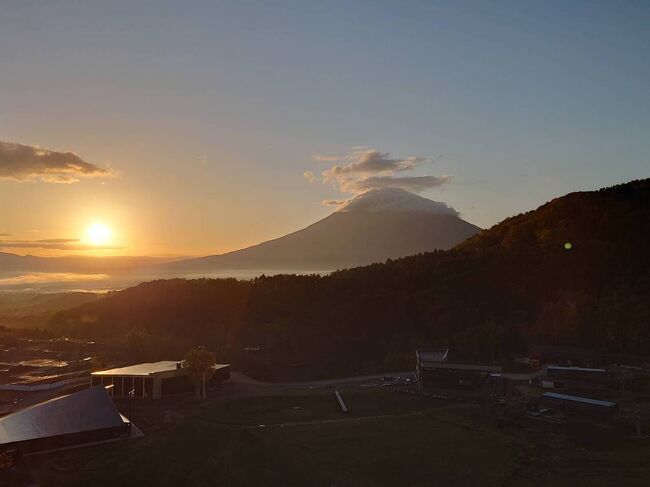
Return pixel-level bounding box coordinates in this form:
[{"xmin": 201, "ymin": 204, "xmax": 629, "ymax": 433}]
[{"xmin": 86, "ymin": 222, "xmax": 112, "ymax": 245}]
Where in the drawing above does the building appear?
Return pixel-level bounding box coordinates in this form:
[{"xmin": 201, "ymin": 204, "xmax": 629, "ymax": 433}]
[
  {"xmin": 91, "ymin": 361, "xmax": 231, "ymax": 399},
  {"xmin": 0, "ymin": 386, "xmax": 131, "ymax": 458},
  {"xmin": 541, "ymin": 392, "xmax": 618, "ymax": 420},
  {"xmin": 530, "ymin": 345, "xmax": 599, "ymax": 367},
  {"xmin": 416, "ymin": 361, "xmax": 502, "ymax": 391},
  {"xmin": 415, "ymin": 348, "xmax": 449, "ymax": 382},
  {"xmin": 546, "ymin": 366, "xmax": 609, "ymax": 383}
]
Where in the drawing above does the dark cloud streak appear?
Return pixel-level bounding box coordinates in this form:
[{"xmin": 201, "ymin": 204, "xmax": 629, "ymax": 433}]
[
  {"xmin": 0, "ymin": 141, "xmax": 112, "ymax": 183},
  {"xmin": 0, "ymin": 238, "xmax": 122, "ymax": 251}
]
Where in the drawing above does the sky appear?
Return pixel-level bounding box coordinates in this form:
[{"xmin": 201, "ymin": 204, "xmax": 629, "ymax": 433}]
[{"xmin": 1, "ymin": 0, "xmax": 649, "ymax": 257}]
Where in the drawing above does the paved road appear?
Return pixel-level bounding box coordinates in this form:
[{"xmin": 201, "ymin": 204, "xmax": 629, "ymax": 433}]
[
  {"xmin": 500, "ymin": 364, "xmax": 550, "ymax": 380},
  {"xmin": 230, "ymin": 371, "xmax": 416, "ymax": 389},
  {"xmin": 230, "ymin": 366, "xmax": 547, "ymax": 389}
]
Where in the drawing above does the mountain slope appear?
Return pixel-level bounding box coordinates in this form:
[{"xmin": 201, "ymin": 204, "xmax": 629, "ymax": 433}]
[
  {"xmin": 48, "ymin": 179, "xmax": 650, "ymax": 380},
  {"xmin": 165, "ymin": 188, "xmax": 481, "ymax": 271}
]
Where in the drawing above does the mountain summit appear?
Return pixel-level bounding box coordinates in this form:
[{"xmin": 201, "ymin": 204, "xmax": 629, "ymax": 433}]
[{"xmin": 164, "ymin": 188, "xmax": 480, "ymax": 272}]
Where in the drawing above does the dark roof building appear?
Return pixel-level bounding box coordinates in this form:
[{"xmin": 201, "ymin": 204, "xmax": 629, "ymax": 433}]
[
  {"xmin": 0, "ymin": 386, "xmax": 130, "ymax": 456},
  {"xmin": 91, "ymin": 360, "xmax": 231, "ymax": 399},
  {"xmin": 416, "ymin": 351, "xmax": 502, "ymax": 391},
  {"xmin": 546, "ymin": 366, "xmax": 609, "ymax": 382}
]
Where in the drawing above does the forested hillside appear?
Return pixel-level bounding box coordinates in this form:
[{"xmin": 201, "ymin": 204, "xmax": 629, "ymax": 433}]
[{"xmin": 48, "ymin": 179, "xmax": 650, "ymax": 380}]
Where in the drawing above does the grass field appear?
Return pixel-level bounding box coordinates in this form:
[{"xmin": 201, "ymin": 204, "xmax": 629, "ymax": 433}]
[{"xmin": 25, "ymin": 387, "xmax": 650, "ymax": 487}]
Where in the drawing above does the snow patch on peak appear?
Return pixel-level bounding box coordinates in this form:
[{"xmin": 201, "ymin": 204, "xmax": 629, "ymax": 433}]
[{"xmin": 337, "ymin": 188, "xmax": 459, "ymax": 216}]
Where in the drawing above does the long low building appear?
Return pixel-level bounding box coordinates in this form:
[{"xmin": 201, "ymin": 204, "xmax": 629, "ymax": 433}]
[
  {"xmin": 546, "ymin": 366, "xmax": 609, "ymax": 382},
  {"xmin": 541, "ymin": 392, "xmax": 618, "ymax": 419},
  {"xmin": 91, "ymin": 361, "xmax": 231, "ymax": 399}
]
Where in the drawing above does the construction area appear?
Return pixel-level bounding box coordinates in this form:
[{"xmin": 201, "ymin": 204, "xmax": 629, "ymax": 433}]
[
  {"xmin": 2, "ymin": 344, "xmax": 650, "ymax": 485},
  {"xmin": 415, "ymin": 346, "xmax": 650, "ymax": 432}
]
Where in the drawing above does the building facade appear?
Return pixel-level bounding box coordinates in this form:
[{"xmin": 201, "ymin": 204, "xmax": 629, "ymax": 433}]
[{"xmin": 91, "ymin": 361, "xmax": 231, "ymax": 399}]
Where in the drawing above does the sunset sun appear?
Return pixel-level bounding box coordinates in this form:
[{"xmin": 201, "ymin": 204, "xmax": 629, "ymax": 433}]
[{"xmin": 85, "ymin": 222, "xmax": 112, "ymax": 245}]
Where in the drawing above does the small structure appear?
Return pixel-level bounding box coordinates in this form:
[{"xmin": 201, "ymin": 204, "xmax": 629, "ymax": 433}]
[
  {"xmin": 514, "ymin": 355, "xmax": 539, "ymax": 368},
  {"xmin": 91, "ymin": 361, "xmax": 231, "ymax": 400},
  {"xmin": 541, "ymin": 392, "xmax": 617, "ymax": 420},
  {"xmin": 415, "ymin": 348, "xmax": 448, "ymax": 383},
  {"xmin": 0, "ymin": 386, "xmax": 131, "ymax": 456}
]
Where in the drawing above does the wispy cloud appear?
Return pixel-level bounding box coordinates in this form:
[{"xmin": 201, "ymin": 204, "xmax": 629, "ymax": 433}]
[
  {"xmin": 34, "ymin": 238, "xmax": 79, "ymax": 244},
  {"xmin": 311, "ymin": 153, "xmax": 343, "ymax": 162},
  {"xmin": 303, "ymin": 171, "xmax": 316, "ymax": 183},
  {"xmin": 0, "ymin": 141, "xmax": 113, "ymax": 183},
  {"xmin": 310, "ymin": 148, "xmax": 452, "ymax": 198},
  {"xmin": 0, "ymin": 238, "xmax": 122, "ymax": 251},
  {"xmin": 322, "ymin": 150, "xmax": 422, "ymax": 181},
  {"xmin": 322, "ymin": 199, "xmax": 348, "ymax": 207}
]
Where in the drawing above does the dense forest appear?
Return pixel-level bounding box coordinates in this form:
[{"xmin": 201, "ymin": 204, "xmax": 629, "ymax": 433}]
[{"xmin": 47, "ymin": 179, "xmax": 650, "ymax": 380}]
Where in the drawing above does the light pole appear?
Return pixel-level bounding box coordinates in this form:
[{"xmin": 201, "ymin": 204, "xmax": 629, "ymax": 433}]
[{"xmin": 128, "ymin": 387, "xmax": 135, "ymax": 424}]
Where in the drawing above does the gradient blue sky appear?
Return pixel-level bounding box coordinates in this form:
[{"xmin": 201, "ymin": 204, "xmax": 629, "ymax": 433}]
[{"xmin": 1, "ymin": 1, "xmax": 648, "ymax": 256}]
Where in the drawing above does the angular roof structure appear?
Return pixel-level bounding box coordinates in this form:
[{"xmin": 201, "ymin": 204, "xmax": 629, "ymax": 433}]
[
  {"xmin": 0, "ymin": 386, "xmax": 128, "ymax": 446},
  {"xmin": 91, "ymin": 360, "xmax": 184, "ymax": 377}
]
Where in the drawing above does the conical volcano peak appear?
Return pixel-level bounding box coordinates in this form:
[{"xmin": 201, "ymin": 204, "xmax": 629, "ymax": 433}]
[{"xmin": 337, "ymin": 187, "xmax": 459, "ymax": 216}]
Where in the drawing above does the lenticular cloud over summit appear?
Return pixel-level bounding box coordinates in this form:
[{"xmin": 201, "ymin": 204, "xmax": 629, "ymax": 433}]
[{"xmin": 338, "ymin": 187, "xmax": 460, "ymax": 217}]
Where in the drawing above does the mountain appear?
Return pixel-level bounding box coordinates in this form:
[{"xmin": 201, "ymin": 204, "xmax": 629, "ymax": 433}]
[
  {"xmin": 47, "ymin": 179, "xmax": 650, "ymax": 380},
  {"xmin": 163, "ymin": 188, "xmax": 481, "ymax": 272}
]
